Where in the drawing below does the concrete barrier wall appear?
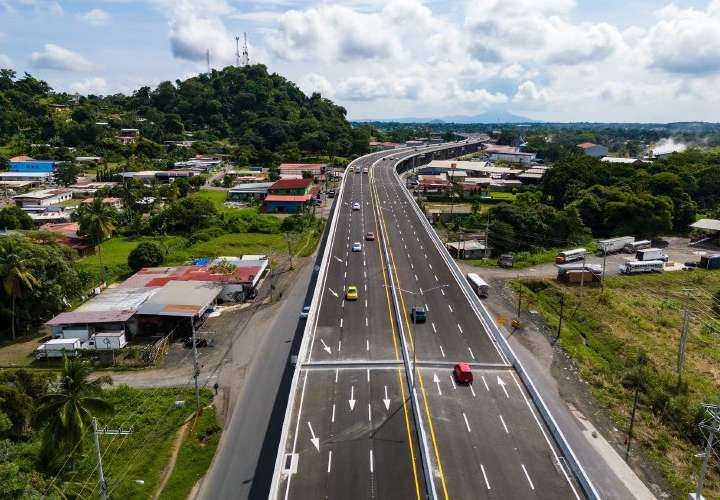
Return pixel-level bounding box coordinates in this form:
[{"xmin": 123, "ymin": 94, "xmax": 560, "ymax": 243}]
[{"xmin": 392, "ymin": 153, "xmax": 601, "ymax": 500}]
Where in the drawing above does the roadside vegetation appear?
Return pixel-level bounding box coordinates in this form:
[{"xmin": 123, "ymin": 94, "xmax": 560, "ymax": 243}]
[
  {"xmin": 513, "ymin": 271, "xmax": 720, "ymax": 497},
  {"xmin": 0, "ymin": 361, "xmax": 217, "ymax": 499}
]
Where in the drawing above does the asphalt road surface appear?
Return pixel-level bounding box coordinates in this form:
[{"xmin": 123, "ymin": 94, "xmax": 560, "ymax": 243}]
[{"xmin": 273, "ymin": 144, "xmax": 581, "ymax": 499}]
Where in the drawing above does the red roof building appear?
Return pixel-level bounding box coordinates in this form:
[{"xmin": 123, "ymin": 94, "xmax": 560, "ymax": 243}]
[
  {"xmin": 278, "ymin": 163, "xmax": 327, "ymax": 175},
  {"xmin": 268, "ymin": 178, "xmax": 313, "ymax": 196},
  {"xmin": 38, "ymin": 222, "xmax": 93, "ymax": 256},
  {"xmin": 9, "ymin": 155, "xmax": 35, "ymax": 162}
]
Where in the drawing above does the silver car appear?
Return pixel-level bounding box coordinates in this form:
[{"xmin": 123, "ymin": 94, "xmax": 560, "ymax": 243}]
[{"xmin": 352, "ymin": 242, "xmax": 362, "ymax": 252}]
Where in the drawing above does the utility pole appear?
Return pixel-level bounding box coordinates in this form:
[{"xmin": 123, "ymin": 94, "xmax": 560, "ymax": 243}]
[
  {"xmin": 190, "ymin": 318, "xmax": 201, "ymax": 414},
  {"xmin": 694, "ymin": 401, "xmax": 720, "ymax": 500},
  {"xmin": 206, "ymin": 49, "xmax": 210, "ymax": 73},
  {"xmin": 235, "ymin": 36, "xmax": 240, "ymax": 67},
  {"xmin": 625, "ymin": 383, "xmax": 640, "ymax": 462},
  {"xmin": 556, "ymin": 294, "xmax": 565, "ymax": 339},
  {"xmin": 242, "ymin": 32, "xmax": 249, "ymax": 66},
  {"xmin": 677, "ymin": 288, "xmax": 693, "ymax": 387},
  {"xmin": 601, "ymin": 245, "xmax": 608, "ymax": 292},
  {"xmin": 92, "ymin": 417, "xmax": 133, "ymax": 500},
  {"xmin": 516, "ymin": 288, "xmax": 522, "ymax": 320},
  {"xmin": 579, "ymin": 254, "xmax": 587, "ymax": 298}
]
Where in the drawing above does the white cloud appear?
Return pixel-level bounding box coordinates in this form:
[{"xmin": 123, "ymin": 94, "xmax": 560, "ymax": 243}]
[
  {"xmin": 69, "ymin": 77, "xmax": 108, "ymax": 95},
  {"xmin": 299, "ymin": 73, "xmax": 335, "ymax": 98},
  {"xmin": 646, "ymin": 2, "xmax": 720, "ymax": 75},
  {"xmin": 0, "ymin": 0, "xmax": 63, "ymax": 16},
  {"xmin": 513, "ymin": 81, "xmax": 551, "ymax": 105},
  {"xmin": 31, "ymin": 44, "xmax": 93, "ymax": 72},
  {"xmin": 79, "ymin": 8, "xmax": 110, "ymax": 26},
  {"xmin": 0, "ymin": 54, "xmax": 13, "ymax": 68}
]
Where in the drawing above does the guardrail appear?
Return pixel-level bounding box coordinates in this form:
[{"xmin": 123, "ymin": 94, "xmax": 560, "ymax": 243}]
[{"xmin": 392, "ymin": 152, "xmax": 601, "ymax": 500}]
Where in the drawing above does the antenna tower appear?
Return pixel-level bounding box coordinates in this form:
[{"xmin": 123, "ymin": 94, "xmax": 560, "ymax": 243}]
[
  {"xmin": 206, "ymin": 49, "xmax": 211, "ymax": 73},
  {"xmin": 242, "ymin": 32, "xmax": 249, "ymax": 66},
  {"xmin": 235, "ymin": 36, "xmax": 240, "ymax": 67}
]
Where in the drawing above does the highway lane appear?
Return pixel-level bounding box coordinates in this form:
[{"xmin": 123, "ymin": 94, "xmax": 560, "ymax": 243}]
[
  {"xmin": 277, "ymin": 151, "xmax": 426, "ymax": 500},
  {"xmin": 370, "ymin": 157, "xmax": 580, "ymax": 498}
]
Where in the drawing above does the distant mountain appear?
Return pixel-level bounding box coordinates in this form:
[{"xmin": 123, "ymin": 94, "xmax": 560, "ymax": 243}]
[{"xmin": 357, "ymin": 110, "xmax": 538, "ymax": 124}]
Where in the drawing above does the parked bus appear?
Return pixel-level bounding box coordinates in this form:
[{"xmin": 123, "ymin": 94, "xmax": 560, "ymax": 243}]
[
  {"xmin": 623, "ymin": 240, "xmax": 651, "ymax": 254},
  {"xmin": 466, "ymin": 273, "xmax": 489, "ymax": 298},
  {"xmin": 555, "ymin": 248, "xmax": 587, "ymax": 264},
  {"xmin": 618, "ymin": 260, "xmax": 664, "ymax": 275}
]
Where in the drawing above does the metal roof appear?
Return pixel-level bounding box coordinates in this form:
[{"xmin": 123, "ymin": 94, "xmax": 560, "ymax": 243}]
[
  {"xmin": 137, "ymin": 281, "xmax": 221, "ymax": 317},
  {"xmin": 691, "ymin": 219, "xmax": 720, "ymax": 231},
  {"xmin": 47, "ymin": 310, "xmax": 135, "ymax": 326}
]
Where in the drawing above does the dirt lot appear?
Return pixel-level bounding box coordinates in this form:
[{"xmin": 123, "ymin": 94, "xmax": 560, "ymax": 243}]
[{"xmin": 459, "ymin": 236, "xmax": 713, "ymax": 280}]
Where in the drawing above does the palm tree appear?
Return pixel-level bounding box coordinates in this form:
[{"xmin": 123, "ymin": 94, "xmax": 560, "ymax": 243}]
[
  {"xmin": 0, "ymin": 240, "xmax": 39, "ymax": 340},
  {"xmin": 78, "ymin": 197, "xmax": 116, "ymax": 285},
  {"xmin": 36, "ymin": 358, "xmax": 113, "ymax": 461}
]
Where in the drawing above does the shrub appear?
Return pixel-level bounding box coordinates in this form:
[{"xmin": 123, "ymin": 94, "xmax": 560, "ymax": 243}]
[{"xmin": 127, "ymin": 241, "xmax": 164, "ymax": 271}]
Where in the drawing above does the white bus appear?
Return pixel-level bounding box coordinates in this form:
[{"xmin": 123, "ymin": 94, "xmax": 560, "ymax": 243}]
[
  {"xmin": 466, "ymin": 273, "xmax": 489, "ymax": 298},
  {"xmin": 555, "ymin": 248, "xmax": 587, "ymax": 264},
  {"xmin": 618, "ymin": 260, "xmax": 664, "ymax": 275},
  {"xmin": 623, "ymin": 240, "xmax": 651, "ymax": 253}
]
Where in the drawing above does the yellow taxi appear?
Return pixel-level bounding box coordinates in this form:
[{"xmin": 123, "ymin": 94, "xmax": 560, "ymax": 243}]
[{"xmin": 345, "ymin": 286, "xmax": 359, "ymax": 300}]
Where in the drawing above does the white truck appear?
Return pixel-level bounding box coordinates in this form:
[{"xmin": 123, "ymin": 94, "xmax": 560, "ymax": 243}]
[
  {"xmin": 636, "ymin": 248, "xmax": 668, "ymax": 262},
  {"xmin": 466, "ymin": 273, "xmax": 489, "ymax": 298},
  {"xmin": 598, "ymin": 236, "xmax": 634, "ymax": 255},
  {"xmin": 35, "ymin": 338, "xmax": 81, "ymax": 359}
]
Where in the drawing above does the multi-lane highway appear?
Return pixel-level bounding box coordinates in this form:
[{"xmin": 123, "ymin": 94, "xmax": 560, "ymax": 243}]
[{"xmin": 271, "ymin": 144, "xmax": 584, "ymax": 499}]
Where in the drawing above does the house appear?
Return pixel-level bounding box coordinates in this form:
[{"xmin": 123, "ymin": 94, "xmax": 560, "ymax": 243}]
[
  {"xmin": 74, "ymin": 156, "xmax": 104, "ymax": 163},
  {"xmin": 13, "ymin": 188, "xmax": 73, "ymax": 208},
  {"xmin": 117, "ymin": 128, "xmax": 140, "ymax": 145},
  {"xmin": 228, "ymin": 182, "xmax": 275, "ymax": 201},
  {"xmin": 446, "ymin": 239, "xmax": 491, "ymax": 259},
  {"xmin": 268, "ymin": 178, "xmax": 313, "ymax": 196},
  {"xmin": 69, "ymin": 182, "xmax": 118, "ymax": 196},
  {"xmin": 278, "ymin": 163, "xmax": 327, "ymax": 180},
  {"xmin": 82, "ymin": 197, "xmax": 122, "ymax": 210},
  {"xmin": 262, "ymin": 177, "xmax": 315, "ymax": 212},
  {"xmin": 9, "ymin": 156, "xmax": 59, "ymax": 173},
  {"xmin": 38, "ymin": 222, "xmax": 93, "ymax": 256},
  {"xmin": 576, "ymin": 142, "xmax": 609, "ymax": 157}
]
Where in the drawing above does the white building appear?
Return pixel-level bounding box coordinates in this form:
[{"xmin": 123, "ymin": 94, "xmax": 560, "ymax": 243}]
[{"xmin": 13, "ymin": 188, "xmax": 73, "ymax": 208}]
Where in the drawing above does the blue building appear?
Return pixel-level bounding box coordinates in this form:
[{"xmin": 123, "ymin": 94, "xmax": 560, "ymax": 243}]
[{"xmin": 9, "ymin": 159, "xmax": 58, "ymax": 173}]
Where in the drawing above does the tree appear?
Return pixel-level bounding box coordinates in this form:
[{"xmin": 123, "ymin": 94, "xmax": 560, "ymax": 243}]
[
  {"xmin": 77, "ymin": 198, "xmax": 117, "ymax": 284},
  {"xmin": 0, "ymin": 206, "xmax": 33, "ymax": 230},
  {"xmin": 53, "ymin": 162, "xmax": 82, "ymax": 187},
  {"xmin": 0, "ymin": 241, "xmax": 38, "ymax": 339},
  {"xmin": 36, "ymin": 358, "xmax": 112, "ymax": 463},
  {"xmin": 127, "ymin": 241, "xmax": 164, "ymax": 271},
  {"xmin": 488, "ymin": 220, "xmax": 515, "ymax": 254}
]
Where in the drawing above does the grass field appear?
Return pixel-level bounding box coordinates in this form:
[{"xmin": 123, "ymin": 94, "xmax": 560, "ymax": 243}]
[
  {"xmin": 191, "ymin": 190, "xmax": 235, "ymax": 213},
  {"xmin": 513, "ymin": 270, "xmax": 720, "ymax": 497},
  {"xmin": 23, "ymin": 386, "xmax": 218, "ymax": 499},
  {"xmin": 158, "ymin": 406, "xmax": 221, "ymax": 500}
]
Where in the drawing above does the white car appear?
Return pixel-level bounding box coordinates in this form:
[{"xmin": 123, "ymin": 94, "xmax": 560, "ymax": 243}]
[
  {"xmin": 352, "ymin": 242, "xmax": 362, "ymax": 252},
  {"xmin": 352, "ymin": 202, "xmax": 361, "ymax": 210},
  {"xmin": 300, "ymin": 306, "xmax": 310, "ymax": 319}
]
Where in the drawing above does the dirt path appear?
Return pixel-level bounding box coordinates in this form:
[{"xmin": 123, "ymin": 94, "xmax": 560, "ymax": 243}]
[{"xmin": 152, "ymin": 414, "xmax": 193, "ymax": 500}]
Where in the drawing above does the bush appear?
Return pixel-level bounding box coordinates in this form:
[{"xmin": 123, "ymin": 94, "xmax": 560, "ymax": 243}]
[
  {"xmin": 190, "ymin": 227, "xmax": 226, "ymax": 244},
  {"xmin": 127, "ymin": 241, "xmax": 164, "ymax": 271}
]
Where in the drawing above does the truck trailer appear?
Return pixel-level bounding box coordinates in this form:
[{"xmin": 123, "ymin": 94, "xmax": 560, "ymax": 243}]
[
  {"xmin": 636, "ymin": 248, "xmax": 668, "ymax": 262},
  {"xmin": 598, "ymin": 236, "xmax": 634, "ymax": 254},
  {"xmin": 700, "ymin": 254, "xmax": 720, "ymax": 270}
]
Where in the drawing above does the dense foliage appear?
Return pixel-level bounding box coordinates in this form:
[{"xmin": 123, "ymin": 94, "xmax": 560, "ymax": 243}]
[
  {"xmin": 127, "ymin": 241, "xmax": 164, "ymax": 271},
  {"xmin": 0, "ymin": 65, "xmax": 366, "ymax": 167}
]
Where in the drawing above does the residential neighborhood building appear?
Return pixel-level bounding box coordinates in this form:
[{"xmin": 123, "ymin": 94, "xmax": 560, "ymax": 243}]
[
  {"xmin": 0, "ymin": 171, "xmax": 53, "ymax": 183},
  {"xmin": 600, "ymin": 157, "xmax": 644, "ymax": 165},
  {"xmin": 576, "ymin": 142, "xmax": 609, "ymax": 157},
  {"xmin": 38, "ymin": 222, "xmax": 93, "ymax": 256},
  {"xmin": 9, "ymin": 157, "xmax": 59, "ymax": 173},
  {"xmin": 446, "ymin": 239, "xmax": 491, "ymax": 259},
  {"xmin": 484, "ymin": 145, "xmax": 536, "ymax": 165},
  {"xmin": 13, "ymin": 188, "xmax": 73, "ymax": 208},
  {"xmin": 117, "ymin": 128, "xmax": 140, "ymax": 145},
  {"xmin": 228, "ymin": 182, "xmax": 274, "ymax": 201},
  {"xmin": 278, "ymin": 163, "xmax": 327, "ymax": 180},
  {"xmin": 81, "ymin": 197, "xmax": 122, "ymax": 209}
]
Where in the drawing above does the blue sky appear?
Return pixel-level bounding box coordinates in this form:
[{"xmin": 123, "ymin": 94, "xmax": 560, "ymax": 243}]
[{"xmin": 2, "ymin": 0, "xmax": 720, "ymax": 122}]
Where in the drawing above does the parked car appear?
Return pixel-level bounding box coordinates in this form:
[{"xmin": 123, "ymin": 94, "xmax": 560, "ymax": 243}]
[
  {"xmin": 300, "ymin": 305, "xmax": 311, "ymax": 319},
  {"xmin": 453, "ymin": 363, "xmax": 473, "ymax": 384}
]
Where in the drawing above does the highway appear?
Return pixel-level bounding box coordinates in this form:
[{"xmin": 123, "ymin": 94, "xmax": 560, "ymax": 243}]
[{"xmin": 272, "ymin": 143, "xmax": 583, "ymax": 499}]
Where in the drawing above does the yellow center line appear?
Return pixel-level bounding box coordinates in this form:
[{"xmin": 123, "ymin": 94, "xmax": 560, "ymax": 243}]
[
  {"xmin": 372, "ymin": 166, "xmax": 450, "ymax": 500},
  {"xmin": 369, "ymin": 166, "xmax": 422, "ymax": 500}
]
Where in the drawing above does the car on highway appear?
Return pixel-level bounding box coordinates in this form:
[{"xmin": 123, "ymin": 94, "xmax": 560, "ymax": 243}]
[
  {"xmin": 453, "ymin": 362, "xmax": 473, "ymax": 384},
  {"xmin": 345, "ymin": 286, "xmax": 358, "ymax": 300},
  {"xmin": 352, "ymin": 202, "xmax": 360, "ymax": 210},
  {"xmin": 365, "ymin": 232, "xmax": 375, "ymax": 241},
  {"xmin": 363, "ymin": 167, "xmax": 368, "ymax": 174},
  {"xmin": 411, "ymin": 306, "xmax": 426, "ymax": 323},
  {"xmin": 300, "ymin": 305, "xmax": 310, "ymax": 319},
  {"xmin": 352, "ymin": 242, "xmax": 362, "ymax": 252}
]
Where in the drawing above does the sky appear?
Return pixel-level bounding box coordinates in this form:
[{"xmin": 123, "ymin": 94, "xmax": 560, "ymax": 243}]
[{"xmin": 1, "ymin": 0, "xmax": 720, "ymax": 122}]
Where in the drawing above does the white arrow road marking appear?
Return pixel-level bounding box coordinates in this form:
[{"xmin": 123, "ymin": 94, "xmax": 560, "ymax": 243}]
[
  {"xmin": 308, "ymin": 422, "xmax": 320, "ymax": 451},
  {"xmin": 497, "ymin": 376, "xmax": 509, "ymax": 398},
  {"xmin": 334, "ymin": 256, "xmax": 343, "ymax": 263},
  {"xmin": 328, "ymin": 288, "xmax": 338, "ymax": 298},
  {"xmin": 383, "ymin": 385, "xmax": 391, "ymax": 410},
  {"xmin": 320, "ymin": 339, "xmax": 332, "ymax": 354},
  {"xmin": 433, "ymin": 373, "xmax": 442, "ymax": 396},
  {"xmin": 349, "ymin": 386, "xmax": 356, "ymax": 411},
  {"xmin": 521, "ymin": 464, "xmax": 535, "ymax": 490}
]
